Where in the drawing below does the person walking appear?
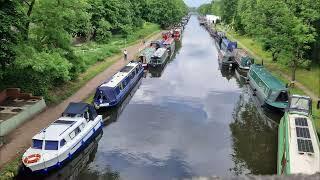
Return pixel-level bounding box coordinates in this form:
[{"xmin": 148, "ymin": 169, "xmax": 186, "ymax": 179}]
[{"xmin": 123, "ymin": 49, "xmax": 128, "ymax": 61}]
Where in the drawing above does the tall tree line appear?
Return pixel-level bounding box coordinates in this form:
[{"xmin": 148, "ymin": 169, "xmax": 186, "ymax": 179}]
[
  {"xmin": 0, "ymin": 0, "xmax": 188, "ymax": 97},
  {"xmin": 200, "ymin": 0, "xmax": 320, "ymax": 81}
]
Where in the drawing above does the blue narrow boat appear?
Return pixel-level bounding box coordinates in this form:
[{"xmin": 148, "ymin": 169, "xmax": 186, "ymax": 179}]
[
  {"xmin": 93, "ymin": 62, "xmax": 144, "ymax": 109},
  {"xmin": 218, "ymin": 38, "xmax": 237, "ymax": 65}
]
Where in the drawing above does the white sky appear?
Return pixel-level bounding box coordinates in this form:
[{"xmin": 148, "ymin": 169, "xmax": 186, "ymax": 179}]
[{"xmin": 183, "ymin": 0, "xmax": 212, "ymax": 7}]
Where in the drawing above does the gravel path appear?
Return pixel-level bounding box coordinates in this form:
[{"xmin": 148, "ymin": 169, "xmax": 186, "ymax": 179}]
[{"xmin": 0, "ymin": 32, "xmax": 162, "ymax": 168}]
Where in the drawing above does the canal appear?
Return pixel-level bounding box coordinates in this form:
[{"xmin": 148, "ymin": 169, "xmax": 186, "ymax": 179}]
[{"xmin": 24, "ymin": 16, "xmax": 280, "ymax": 179}]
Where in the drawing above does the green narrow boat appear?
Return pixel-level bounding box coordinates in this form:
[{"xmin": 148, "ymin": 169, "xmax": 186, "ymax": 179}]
[
  {"xmin": 277, "ymin": 95, "xmax": 320, "ymax": 175},
  {"xmin": 248, "ymin": 64, "xmax": 288, "ymax": 110}
]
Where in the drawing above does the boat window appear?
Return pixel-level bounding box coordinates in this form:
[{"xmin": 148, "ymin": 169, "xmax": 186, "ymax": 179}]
[
  {"xmin": 75, "ymin": 127, "xmax": 81, "ymax": 136},
  {"xmin": 119, "ymin": 84, "xmax": 124, "ymax": 91},
  {"xmin": 276, "ymin": 91, "xmax": 288, "ymax": 102},
  {"xmin": 136, "ymin": 68, "xmax": 139, "ymax": 74},
  {"xmin": 115, "ymin": 86, "xmax": 121, "ymax": 95},
  {"xmin": 69, "ymin": 131, "xmax": 76, "ymax": 139},
  {"xmin": 45, "ymin": 140, "xmax": 59, "ymax": 150},
  {"xmin": 60, "ymin": 139, "xmax": 66, "ymax": 147},
  {"xmin": 122, "ymin": 81, "xmax": 127, "ymax": 89},
  {"xmin": 32, "ymin": 139, "xmax": 43, "ymax": 149},
  {"xmin": 290, "ymin": 97, "xmax": 310, "ymax": 111}
]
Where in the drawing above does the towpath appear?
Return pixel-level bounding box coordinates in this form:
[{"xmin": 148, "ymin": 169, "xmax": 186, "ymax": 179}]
[{"xmin": 0, "ymin": 32, "xmax": 162, "ymax": 168}]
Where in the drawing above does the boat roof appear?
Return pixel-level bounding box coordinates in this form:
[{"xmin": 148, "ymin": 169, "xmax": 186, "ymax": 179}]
[
  {"xmin": 63, "ymin": 103, "xmax": 89, "ymax": 116},
  {"xmin": 101, "ymin": 62, "xmax": 139, "ymax": 88},
  {"xmin": 140, "ymin": 47, "xmax": 156, "ymax": 57},
  {"xmin": 250, "ymin": 64, "xmax": 287, "ymax": 91},
  {"xmin": 288, "ymin": 113, "xmax": 320, "ymax": 174},
  {"xmin": 33, "ymin": 117, "xmax": 82, "ymax": 141},
  {"xmin": 234, "ymin": 48, "xmax": 250, "ymax": 58},
  {"xmin": 163, "ymin": 38, "xmax": 175, "ymax": 45},
  {"xmin": 153, "ymin": 48, "xmax": 167, "ymax": 58}
]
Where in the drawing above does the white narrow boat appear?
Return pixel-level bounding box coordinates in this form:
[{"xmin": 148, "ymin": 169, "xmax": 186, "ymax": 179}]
[
  {"xmin": 278, "ymin": 95, "xmax": 320, "ymax": 175},
  {"xmin": 22, "ymin": 103, "xmax": 103, "ymax": 174}
]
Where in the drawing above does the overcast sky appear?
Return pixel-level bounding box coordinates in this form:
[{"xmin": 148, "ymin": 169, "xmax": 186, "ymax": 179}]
[{"xmin": 183, "ymin": 0, "xmax": 212, "ymax": 7}]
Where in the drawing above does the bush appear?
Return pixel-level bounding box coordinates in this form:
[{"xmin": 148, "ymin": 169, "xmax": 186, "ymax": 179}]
[{"xmin": 2, "ymin": 48, "xmax": 72, "ymax": 97}]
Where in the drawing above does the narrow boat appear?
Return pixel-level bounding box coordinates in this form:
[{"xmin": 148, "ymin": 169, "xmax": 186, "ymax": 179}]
[
  {"xmin": 93, "ymin": 61, "xmax": 144, "ymax": 109},
  {"xmin": 139, "ymin": 47, "xmax": 156, "ymax": 69},
  {"xmin": 163, "ymin": 37, "xmax": 175, "ymax": 56},
  {"xmin": 173, "ymin": 28, "xmax": 182, "ymax": 41},
  {"xmin": 218, "ymin": 38, "xmax": 237, "ymax": 65},
  {"xmin": 148, "ymin": 48, "xmax": 169, "ymax": 67},
  {"xmin": 22, "ymin": 102, "xmax": 103, "ymax": 174},
  {"xmin": 248, "ymin": 64, "xmax": 289, "ymax": 110},
  {"xmin": 277, "ymin": 95, "xmax": 320, "ymax": 175},
  {"xmin": 150, "ymin": 40, "xmax": 164, "ymax": 49},
  {"xmin": 233, "ymin": 49, "xmax": 254, "ymax": 70}
]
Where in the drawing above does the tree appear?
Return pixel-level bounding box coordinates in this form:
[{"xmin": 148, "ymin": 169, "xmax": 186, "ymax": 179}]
[{"xmin": 0, "ymin": 0, "xmax": 25, "ymax": 70}]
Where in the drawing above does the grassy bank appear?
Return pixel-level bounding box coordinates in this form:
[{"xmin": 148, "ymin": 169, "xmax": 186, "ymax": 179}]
[
  {"xmin": 216, "ymin": 25, "xmax": 320, "ymax": 133},
  {"xmin": 48, "ymin": 22, "xmax": 160, "ymax": 104},
  {"xmin": 0, "ymin": 23, "xmax": 160, "ymax": 180}
]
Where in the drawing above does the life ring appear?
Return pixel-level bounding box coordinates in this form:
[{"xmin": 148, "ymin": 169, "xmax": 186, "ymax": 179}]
[{"xmin": 23, "ymin": 154, "xmax": 41, "ymax": 164}]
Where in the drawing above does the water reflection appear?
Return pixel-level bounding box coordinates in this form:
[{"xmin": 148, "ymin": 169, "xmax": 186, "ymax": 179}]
[{"xmin": 229, "ymin": 92, "xmax": 278, "ymax": 175}]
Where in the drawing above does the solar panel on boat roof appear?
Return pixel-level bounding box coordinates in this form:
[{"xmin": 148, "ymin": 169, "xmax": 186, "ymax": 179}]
[
  {"xmin": 297, "ymin": 139, "xmax": 314, "ymax": 153},
  {"xmin": 295, "ymin": 117, "xmax": 308, "ymax": 127},
  {"xmin": 296, "ymin": 127, "xmax": 311, "ymax": 138}
]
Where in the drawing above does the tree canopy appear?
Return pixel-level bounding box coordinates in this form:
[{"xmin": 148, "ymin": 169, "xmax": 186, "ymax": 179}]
[
  {"xmin": 0, "ymin": 0, "xmax": 188, "ymax": 98},
  {"xmin": 200, "ymin": 0, "xmax": 320, "ymax": 81}
]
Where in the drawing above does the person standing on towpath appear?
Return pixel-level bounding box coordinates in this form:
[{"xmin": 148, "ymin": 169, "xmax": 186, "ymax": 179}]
[{"xmin": 123, "ymin": 49, "xmax": 128, "ymax": 61}]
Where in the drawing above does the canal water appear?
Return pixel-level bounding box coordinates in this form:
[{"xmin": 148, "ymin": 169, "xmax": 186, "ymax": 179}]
[{"xmin": 18, "ymin": 16, "xmax": 281, "ymax": 179}]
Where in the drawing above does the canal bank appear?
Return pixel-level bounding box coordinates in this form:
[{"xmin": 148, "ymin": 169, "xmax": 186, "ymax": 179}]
[
  {"xmin": 0, "ymin": 32, "xmax": 163, "ymax": 178},
  {"xmin": 214, "ymin": 24, "xmax": 320, "ymax": 133},
  {"xmin": 73, "ymin": 16, "xmax": 280, "ymax": 179}
]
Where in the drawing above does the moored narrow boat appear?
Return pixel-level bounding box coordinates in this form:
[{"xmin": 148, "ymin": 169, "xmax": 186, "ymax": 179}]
[
  {"xmin": 248, "ymin": 64, "xmax": 288, "ymax": 111},
  {"xmin": 93, "ymin": 62, "xmax": 144, "ymax": 109},
  {"xmin": 218, "ymin": 38, "xmax": 237, "ymax": 65},
  {"xmin": 277, "ymin": 95, "xmax": 320, "ymax": 175},
  {"xmin": 233, "ymin": 49, "xmax": 254, "ymax": 70},
  {"xmin": 173, "ymin": 28, "xmax": 182, "ymax": 41},
  {"xmin": 22, "ymin": 103, "xmax": 103, "ymax": 174},
  {"xmin": 139, "ymin": 47, "xmax": 156, "ymax": 69},
  {"xmin": 163, "ymin": 37, "xmax": 175, "ymax": 56},
  {"xmin": 148, "ymin": 48, "xmax": 169, "ymax": 67}
]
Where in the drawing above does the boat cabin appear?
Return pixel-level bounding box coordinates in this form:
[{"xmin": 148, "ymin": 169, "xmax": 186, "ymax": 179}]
[
  {"xmin": 139, "ymin": 47, "xmax": 156, "ymax": 65},
  {"xmin": 94, "ymin": 62, "xmax": 143, "ymax": 108},
  {"xmin": 248, "ymin": 65, "xmax": 288, "ymax": 109},
  {"xmin": 31, "ymin": 103, "xmax": 97, "ymax": 151},
  {"xmin": 23, "ymin": 102, "xmax": 103, "ymax": 173},
  {"xmin": 221, "ymin": 38, "xmax": 237, "ymax": 52},
  {"xmin": 149, "ymin": 48, "xmax": 168, "ymax": 66},
  {"xmin": 163, "ymin": 38, "xmax": 175, "ymax": 54},
  {"xmin": 150, "ymin": 40, "xmax": 164, "ymax": 50},
  {"xmin": 233, "ymin": 49, "xmax": 254, "ymax": 70}
]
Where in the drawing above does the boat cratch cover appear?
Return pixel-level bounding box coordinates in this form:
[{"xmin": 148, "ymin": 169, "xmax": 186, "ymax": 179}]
[{"xmin": 62, "ymin": 102, "xmax": 97, "ymax": 120}]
